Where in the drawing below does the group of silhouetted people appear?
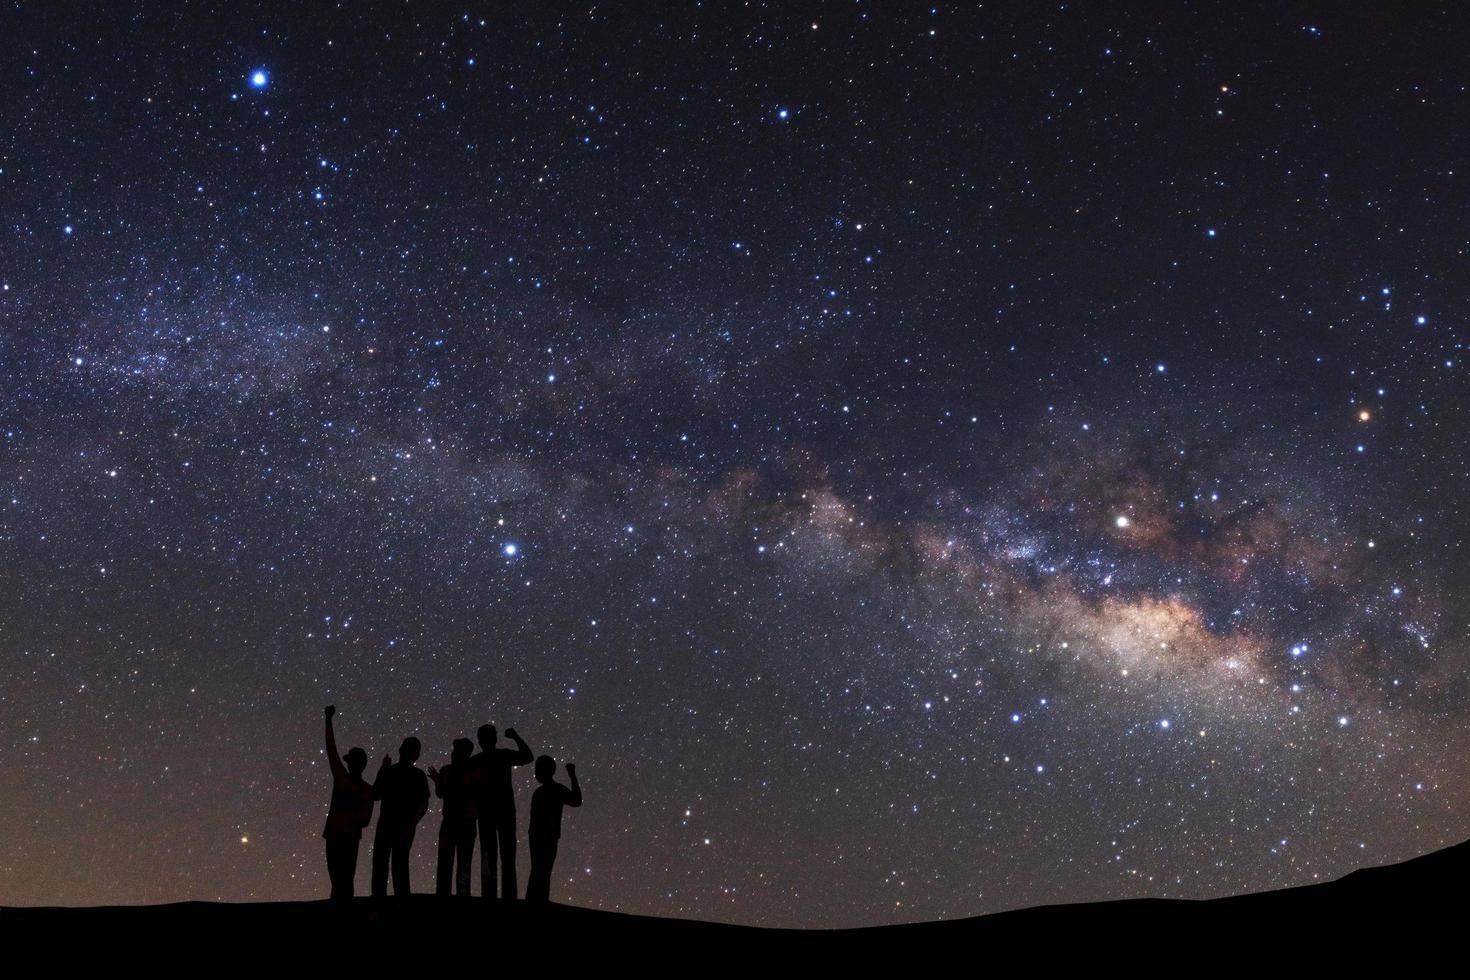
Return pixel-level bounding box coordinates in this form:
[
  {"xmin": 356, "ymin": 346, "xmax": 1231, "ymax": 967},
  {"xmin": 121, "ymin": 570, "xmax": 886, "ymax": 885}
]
[{"xmin": 322, "ymin": 706, "xmax": 582, "ymax": 904}]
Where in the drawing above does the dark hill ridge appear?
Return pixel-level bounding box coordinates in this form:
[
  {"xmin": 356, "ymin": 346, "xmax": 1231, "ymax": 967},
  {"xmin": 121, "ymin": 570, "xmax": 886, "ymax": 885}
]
[{"xmin": 4, "ymin": 839, "xmax": 1466, "ymax": 962}]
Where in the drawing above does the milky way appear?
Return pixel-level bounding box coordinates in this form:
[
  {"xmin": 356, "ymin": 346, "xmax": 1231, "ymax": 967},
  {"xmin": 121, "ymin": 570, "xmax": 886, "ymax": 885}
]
[{"xmin": 3, "ymin": 4, "xmax": 1470, "ymax": 927}]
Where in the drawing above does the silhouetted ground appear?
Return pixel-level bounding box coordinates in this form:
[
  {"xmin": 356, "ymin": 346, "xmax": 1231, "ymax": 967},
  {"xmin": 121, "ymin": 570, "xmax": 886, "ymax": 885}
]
[{"xmin": 5, "ymin": 839, "xmax": 1464, "ymax": 965}]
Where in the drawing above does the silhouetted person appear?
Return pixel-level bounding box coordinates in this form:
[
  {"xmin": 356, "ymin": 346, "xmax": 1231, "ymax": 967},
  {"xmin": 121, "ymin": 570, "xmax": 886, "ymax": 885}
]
[
  {"xmin": 428, "ymin": 737, "xmax": 478, "ymax": 897},
  {"xmin": 322, "ymin": 705, "xmax": 374, "ymax": 901},
  {"xmin": 469, "ymin": 723, "xmax": 533, "ymax": 900},
  {"xmin": 526, "ymin": 756, "xmax": 581, "ymax": 904},
  {"xmin": 371, "ymin": 736, "xmax": 430, "ymax": 898}
]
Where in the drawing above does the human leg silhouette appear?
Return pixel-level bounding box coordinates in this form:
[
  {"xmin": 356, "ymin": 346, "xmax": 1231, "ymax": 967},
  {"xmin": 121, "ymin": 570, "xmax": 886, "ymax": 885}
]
[
  {"xmin": 526, "ymin": 836, "xmax": 557, "ymax": 903},
  {"xmin": 371, "ymin": 821, "xmax": 393, "ymax": 897},
  {"xmin": 436, "ymin": 826, "xmax": 455, "ymax": 896},
  {"xmin": 478, "ymin": 813, "xmax": 497, "ymax": 898},
  {"xmin": 495, "ymin": 812, "xmax": 518, "ymax": 900},
  {"xmin": 326, "ymin": 835, "xmax": 359, "ymax": 900},
  {"xmin": 454, "ymin": 822, "xmax": 476, "ymax": 896},
  {"xmin": 391, "ymin": 827, "xmax": 414, "ymax": 896}
]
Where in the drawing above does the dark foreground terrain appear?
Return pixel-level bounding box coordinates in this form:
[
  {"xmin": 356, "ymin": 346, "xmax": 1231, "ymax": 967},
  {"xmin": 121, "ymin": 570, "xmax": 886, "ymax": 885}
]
[{"xmin": 5, "ymin": 840, "xmax": 1465, "ymax": 965}]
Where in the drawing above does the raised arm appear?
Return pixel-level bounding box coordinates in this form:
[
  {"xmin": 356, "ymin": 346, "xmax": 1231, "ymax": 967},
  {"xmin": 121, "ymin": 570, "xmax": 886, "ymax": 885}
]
[
  {"xmin": 324, "ymin": 706, "xmax": 347, "ymax": 784},
  {"xmin": 565, "ymin": 763, "xmax": 582, "ymax": 808},
  {"xmin": 505, "ymin": 727, "xmax": 533, "ymax": 766}
]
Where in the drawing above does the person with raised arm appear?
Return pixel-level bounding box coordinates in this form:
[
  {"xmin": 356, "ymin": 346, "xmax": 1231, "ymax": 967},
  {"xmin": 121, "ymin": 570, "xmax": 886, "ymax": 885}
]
[
  {"xmin": 321, "ymin": 705, "xmax": 374, "ymax": 901},
  {"xmin": 468, "ymin": 723, "xmax": 533, "ymax": 901},
  {"xmin": 526, "ymin": 756, "xmax": 582, "ymax": 903}
]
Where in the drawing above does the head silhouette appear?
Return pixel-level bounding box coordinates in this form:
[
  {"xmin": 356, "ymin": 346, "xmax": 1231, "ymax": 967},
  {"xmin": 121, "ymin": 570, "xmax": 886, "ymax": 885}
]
[
  {"xmin": 451, "ymin": 738, "xmax": 474, "ymax": 764},
  {"xmin": 535, "ymin": 755, "xmax": 556, "ymax": 782},
  {"xmin": 477, "ymin": 724, "xmax": 496, "ymax": 750},
  {"xmin": 344, "ymin": 746, "xmax": 368, "ymax": 777},
  {"xmin": 399, "ymin": 737, "xmax": 421, "ymax": 764}
]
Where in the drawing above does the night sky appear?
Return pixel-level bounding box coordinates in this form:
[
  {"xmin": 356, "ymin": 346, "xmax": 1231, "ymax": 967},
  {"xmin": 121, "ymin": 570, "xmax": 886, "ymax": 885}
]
[{"xmin": 4, "ymin": 2, "xmax": 1470, "ymax": 928}]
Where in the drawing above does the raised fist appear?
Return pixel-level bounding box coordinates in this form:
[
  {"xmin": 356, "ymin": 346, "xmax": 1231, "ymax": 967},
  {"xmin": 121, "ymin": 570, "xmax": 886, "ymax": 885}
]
[{"xmin": 325, "ymin": 705, "xmax": 336, "ymax": 719}]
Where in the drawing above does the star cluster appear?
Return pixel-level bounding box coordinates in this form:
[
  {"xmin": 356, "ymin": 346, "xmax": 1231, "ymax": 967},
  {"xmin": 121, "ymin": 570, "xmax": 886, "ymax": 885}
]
[{"xmin": 2, "ymin": 3, "xmax": 1469, "ymax": 927}]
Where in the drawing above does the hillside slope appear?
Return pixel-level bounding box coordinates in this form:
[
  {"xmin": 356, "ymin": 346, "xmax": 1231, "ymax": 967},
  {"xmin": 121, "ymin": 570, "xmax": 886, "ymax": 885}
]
[{"xmin": 5, "ymin": 840, "xmax": 1464, "ymax": 963}]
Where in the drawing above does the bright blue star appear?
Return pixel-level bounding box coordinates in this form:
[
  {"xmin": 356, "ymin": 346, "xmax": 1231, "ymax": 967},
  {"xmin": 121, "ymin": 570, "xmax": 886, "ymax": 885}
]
[
  {"xmin": 503, "ymin": 543, "xmax": 519, "ymax": 557},
  {"xmin": 250, "ymin": 70, "xmax": 269, "ymax": 89}
]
